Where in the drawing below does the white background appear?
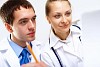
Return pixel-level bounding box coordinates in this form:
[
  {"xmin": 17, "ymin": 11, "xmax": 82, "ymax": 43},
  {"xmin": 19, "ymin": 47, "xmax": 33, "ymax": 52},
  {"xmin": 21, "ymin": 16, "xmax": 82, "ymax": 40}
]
[
  {"xmin": 82, "ymin": 10, "xmax": 100, "ymax": 67},
  {"xmin": 0, "ymin": 0, "xmax": 100, "ymax": 67}
]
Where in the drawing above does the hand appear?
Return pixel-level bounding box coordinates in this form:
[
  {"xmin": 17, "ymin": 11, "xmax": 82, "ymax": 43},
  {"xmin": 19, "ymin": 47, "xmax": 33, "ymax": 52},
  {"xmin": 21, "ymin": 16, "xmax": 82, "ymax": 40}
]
[{"xmin": 21, "ymin": 61, "xmax": 47, "ymax": 67}]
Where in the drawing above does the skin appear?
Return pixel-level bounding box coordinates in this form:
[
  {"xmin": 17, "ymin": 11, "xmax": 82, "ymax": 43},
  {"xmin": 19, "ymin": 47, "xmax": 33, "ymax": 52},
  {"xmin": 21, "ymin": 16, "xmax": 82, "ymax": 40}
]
[
  {"xmin": 47, "ymin": 1, "xmax": 72, "ymax": 40},
  {"xmin": 21, "ymin": 61, "xmax": 47, "ymax": 67}
]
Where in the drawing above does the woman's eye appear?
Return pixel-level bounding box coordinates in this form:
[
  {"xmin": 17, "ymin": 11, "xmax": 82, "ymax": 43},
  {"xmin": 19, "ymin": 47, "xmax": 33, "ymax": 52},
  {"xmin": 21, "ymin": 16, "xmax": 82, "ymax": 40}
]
[
  {"xmin": 65, "ymin": 11, "xmax": 72, "ymax": 17},
  {"xmin": 54, "ymin": 14, "xmax": 61, "ymax": 19},
  {"xmin": 66, "ymin": 12, "xmax": 71, "ymax": 16}
]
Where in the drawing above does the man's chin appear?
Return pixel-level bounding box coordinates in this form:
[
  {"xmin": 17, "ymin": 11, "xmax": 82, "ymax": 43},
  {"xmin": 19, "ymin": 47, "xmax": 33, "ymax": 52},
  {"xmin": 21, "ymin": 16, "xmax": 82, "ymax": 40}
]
[{"xmin": 26, "ymin": 37, "xmax": 35, "ymax": 42}]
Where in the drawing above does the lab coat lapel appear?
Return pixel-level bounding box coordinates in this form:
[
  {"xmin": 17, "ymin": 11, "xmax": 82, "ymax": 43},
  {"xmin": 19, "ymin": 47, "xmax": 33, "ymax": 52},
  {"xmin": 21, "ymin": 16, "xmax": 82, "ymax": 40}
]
[
  {"xmin": 4, "ymin": 49, "xmax": 20, "ymax": 67},
  {"xmin": 0, "ymin": 39, "xmax": 20, "ymax": 67},
  {"xmin": 30, "ymin": 41, "xmax": 40, "ymax": 63},
  {"xmin": 73, "ymin": 35, "xmax": 83, "ymax": 61},
  {"xmin": 62, "ymin": 35, "xmax": 83, "ymax": 61}
]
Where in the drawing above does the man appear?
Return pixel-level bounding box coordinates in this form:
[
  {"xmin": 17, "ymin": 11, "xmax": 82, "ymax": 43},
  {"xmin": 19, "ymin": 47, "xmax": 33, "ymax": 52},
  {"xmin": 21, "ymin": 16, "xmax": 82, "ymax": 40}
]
[{"xmin": 0, "ymin": 0, "xmax": 46, "ymax": 67}]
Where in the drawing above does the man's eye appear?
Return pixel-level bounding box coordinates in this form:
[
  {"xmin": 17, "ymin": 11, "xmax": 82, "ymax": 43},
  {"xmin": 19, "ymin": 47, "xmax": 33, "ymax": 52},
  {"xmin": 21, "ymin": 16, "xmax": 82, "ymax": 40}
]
[
  {"xmin": 31, "ymin": 15, "xmax": 36, "ymax": 22},
  {"xmin": 20, "ymin": 20, "xmax": 28, "ymax": 25},
  {"xmin": 31, "ymin": 17, "xmax": 36, "ymax": 22}
]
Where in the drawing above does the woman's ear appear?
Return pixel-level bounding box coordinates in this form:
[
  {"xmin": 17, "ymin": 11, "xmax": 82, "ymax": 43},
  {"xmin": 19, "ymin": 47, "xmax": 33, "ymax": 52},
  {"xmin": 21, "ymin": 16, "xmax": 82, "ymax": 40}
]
[
  {"xmin": 46, "ymin": 16, "xmax": 51, "ymax": 24},
  {"xmin": 5, "ymin": 23, "xmax": 13, "ymax": 33}
]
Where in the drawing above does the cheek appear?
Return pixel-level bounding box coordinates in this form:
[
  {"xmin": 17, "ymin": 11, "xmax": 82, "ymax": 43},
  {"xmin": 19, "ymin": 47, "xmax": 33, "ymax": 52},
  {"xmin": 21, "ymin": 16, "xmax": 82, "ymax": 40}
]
[
  {"xmin": 51, "ymin": 22, "xmax": 59, "ymax": 32},
  {"xmin": 15, "ymin": 29, "xmax": 26, "ymax": 40},
  {"xmin": 51, "ymin": 20, "xmax": 58, "ymax": 26},
  {"xmin": 69, "ymin": 15, "xmax": 72, "ymax": 22},
  {"xmin": 12, "ymin": 26, "xmax": 25, "ymax": 36},
  {"xmin": 51, "ymin": 18, "xmax": 63, "ymax": 27},
  {"xmin": 34, "ymin": 23, "xmax": 36, "ymax": 29},
  {"xmin": 67, "ymin": 17, "xmax": 72, "ymax": 26}
]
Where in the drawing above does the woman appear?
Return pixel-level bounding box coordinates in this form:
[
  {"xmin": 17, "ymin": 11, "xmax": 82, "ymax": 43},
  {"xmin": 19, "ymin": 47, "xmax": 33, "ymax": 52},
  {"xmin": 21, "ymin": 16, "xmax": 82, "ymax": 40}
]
[{"xmin": 41, "ymin": 0, "xmax": 83, "ymax": 67}]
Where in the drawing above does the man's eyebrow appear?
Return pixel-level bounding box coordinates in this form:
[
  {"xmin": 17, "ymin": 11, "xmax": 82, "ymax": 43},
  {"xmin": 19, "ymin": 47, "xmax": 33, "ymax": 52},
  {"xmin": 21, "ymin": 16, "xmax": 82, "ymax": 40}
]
[
  {"xmin": 18, "ymin": 15, "xmax": 37, "ymax": 22},
  {"xmin": 19, "ymin": 18, "xmax": 28, "ymax": 22}
]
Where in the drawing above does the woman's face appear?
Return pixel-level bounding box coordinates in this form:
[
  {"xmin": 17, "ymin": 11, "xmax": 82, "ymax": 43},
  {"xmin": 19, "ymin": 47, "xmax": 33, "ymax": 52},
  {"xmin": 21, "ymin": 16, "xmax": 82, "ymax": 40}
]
[{"xmin": 47, "ymin": 1, "xmax": 72, "ymax": 35}]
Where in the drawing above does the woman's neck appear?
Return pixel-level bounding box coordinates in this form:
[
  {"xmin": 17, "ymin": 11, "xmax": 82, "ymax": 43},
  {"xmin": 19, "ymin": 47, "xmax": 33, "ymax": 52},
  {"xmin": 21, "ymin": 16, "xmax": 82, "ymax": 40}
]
[{"xmin": 53, "ymin": 30, "xmax": 70, "ymax": 40}]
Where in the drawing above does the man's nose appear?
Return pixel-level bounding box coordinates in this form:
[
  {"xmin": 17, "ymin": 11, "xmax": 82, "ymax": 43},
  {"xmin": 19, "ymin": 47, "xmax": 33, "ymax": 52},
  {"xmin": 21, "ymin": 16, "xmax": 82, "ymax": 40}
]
[{"xmin": 28, "ymin": 20, "xmax": 35, "ymax": 29}]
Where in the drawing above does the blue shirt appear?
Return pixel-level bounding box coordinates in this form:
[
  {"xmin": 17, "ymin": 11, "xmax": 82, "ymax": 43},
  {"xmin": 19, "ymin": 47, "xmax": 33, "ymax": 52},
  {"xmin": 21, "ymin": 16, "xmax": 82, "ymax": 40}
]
[{"xmin": 7, "ymin": 36, "xmax": 31, "ymax": 62}]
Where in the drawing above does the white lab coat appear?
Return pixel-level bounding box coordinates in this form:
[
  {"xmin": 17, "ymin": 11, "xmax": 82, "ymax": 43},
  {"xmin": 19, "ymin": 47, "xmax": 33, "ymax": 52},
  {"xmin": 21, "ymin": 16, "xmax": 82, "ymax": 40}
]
[
  {"xmin": 41, "ymin": 26, "xmax": 84, "ymax": 67},
  {"xmin": 0, "ymin": 37, "xmax": 41, "ymax": 67}
]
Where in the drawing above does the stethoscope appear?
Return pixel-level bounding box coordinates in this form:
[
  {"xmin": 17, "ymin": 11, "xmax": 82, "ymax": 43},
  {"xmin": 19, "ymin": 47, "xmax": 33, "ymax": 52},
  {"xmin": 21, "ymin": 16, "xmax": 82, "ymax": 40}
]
[{"xmin": 49, "ymin": 38, "xmax": 64, "ymax": 67}]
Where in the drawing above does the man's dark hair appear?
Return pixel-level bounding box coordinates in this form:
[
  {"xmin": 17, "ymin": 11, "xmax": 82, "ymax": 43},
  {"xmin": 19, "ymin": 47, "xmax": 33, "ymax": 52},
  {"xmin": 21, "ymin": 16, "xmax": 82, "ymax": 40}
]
[{"xmin": 0, "ymin": 0, "xmax": 35, "ymax": 25}]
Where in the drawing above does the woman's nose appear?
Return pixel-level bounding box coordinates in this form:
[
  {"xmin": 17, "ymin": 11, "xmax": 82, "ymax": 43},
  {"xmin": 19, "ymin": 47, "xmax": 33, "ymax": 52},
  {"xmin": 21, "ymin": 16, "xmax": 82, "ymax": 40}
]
[{"xmin": 62, "ymin": 16, "xmax": 67, "ymax": 23}]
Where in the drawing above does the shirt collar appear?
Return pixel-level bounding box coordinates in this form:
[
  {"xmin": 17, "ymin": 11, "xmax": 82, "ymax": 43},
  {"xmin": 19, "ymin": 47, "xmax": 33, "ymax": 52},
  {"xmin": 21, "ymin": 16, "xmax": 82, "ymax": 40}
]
[
  {"xmin": 7, "ymin": 36, "xmax": 31, "ymax": 57},
  {"xmin": 70, "ymin": 25, "xmax": 81, "ymax": 37},
  {"xmin": 49, "ymin": 29, "xmax": 72, "ymax": 49}
]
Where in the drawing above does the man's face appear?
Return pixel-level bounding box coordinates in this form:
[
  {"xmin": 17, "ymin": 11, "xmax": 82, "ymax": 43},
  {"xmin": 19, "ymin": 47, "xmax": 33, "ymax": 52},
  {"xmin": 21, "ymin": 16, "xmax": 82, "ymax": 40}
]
[{"xmin": 10, "ymin": 7, "xmax": 36, "ymax": 43}]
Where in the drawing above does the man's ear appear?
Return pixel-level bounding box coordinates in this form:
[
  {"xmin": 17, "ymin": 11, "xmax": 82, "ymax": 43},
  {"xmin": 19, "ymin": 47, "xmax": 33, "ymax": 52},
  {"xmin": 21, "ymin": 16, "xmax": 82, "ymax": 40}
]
[
  {"xmin": 46, "ymin": 16, "xmax": 51, "ymax": 24},
  {"xmin": 5, "ymin": 23, "xmax": 13, "ymax": 33}
]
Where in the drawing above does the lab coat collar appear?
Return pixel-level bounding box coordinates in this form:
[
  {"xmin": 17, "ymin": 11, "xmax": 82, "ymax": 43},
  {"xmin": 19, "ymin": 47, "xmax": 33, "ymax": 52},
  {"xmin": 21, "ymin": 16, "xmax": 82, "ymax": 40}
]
[
  {"xmin": 30, "ymin": 41, "xmax": 41, "ymax": 62},
  {"xmin": 0, "ymin": 38, "xmax": 20, "ymax": 67},
  {"xmin": 70, "ymin": 25, "xmax": 81, "ymax": 37},
  {"xmin": 49, "ymin": 29, "xmax": 72, "ymax": 49},
  {"xmin": 49, "ymin": 29, "xmax": 60, "ymax": 48}
]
